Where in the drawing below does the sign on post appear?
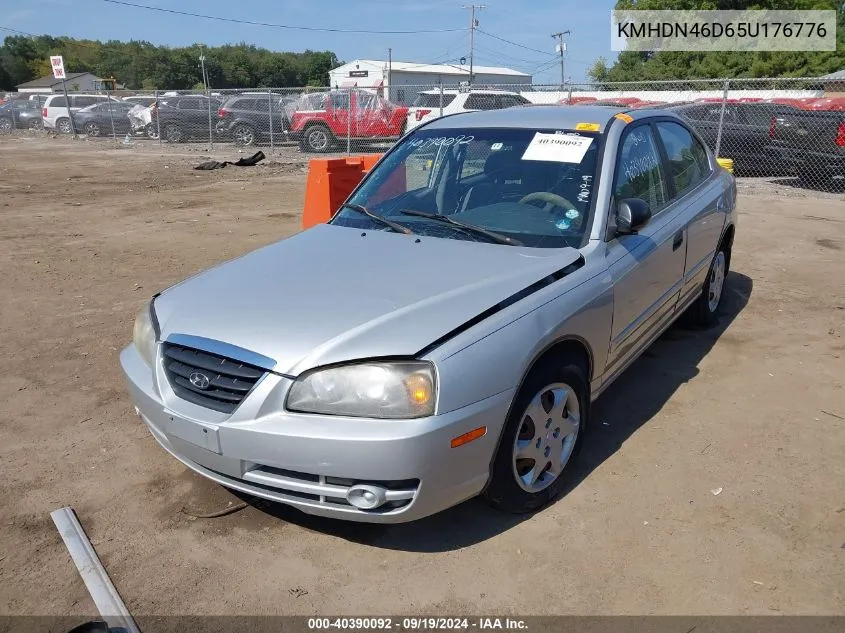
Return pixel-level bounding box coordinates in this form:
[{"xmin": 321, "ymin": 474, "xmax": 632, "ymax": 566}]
[{"xmin": 50, "ymin": 55, "xmax": 66, "ymax": 79}]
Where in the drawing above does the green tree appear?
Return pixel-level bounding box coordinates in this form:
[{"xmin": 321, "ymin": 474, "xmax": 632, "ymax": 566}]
[{"xmin": 0, "ymin": 35, "xmax": 341, "ymax": 91}]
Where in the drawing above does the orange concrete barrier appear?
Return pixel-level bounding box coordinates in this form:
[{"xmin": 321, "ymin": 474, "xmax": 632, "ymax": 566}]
[{"xmin": 301, "ymin": 154, "xmax": 383, "ymax": 230}]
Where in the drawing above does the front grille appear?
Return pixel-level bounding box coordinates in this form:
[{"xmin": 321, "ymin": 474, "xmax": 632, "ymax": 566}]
[{"xmin": 162, "ymin": 342, "xmax": 266, "ymax": 414}]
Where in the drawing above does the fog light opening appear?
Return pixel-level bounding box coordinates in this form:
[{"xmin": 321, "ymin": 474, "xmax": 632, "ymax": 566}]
[{"xmin": 346, "ymin": 484, "xmax": 388, "ymax": 510}]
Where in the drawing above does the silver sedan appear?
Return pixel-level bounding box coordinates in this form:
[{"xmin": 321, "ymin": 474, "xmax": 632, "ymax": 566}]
[{"xmin": 121, "ymin": 104, "xmax": 737, "ymax": 523}]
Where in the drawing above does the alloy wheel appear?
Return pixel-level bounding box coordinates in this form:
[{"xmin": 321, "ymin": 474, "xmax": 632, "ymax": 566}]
[{"xmin": 511, "ymin": 382, "xmax": 581, "ymax": 493}]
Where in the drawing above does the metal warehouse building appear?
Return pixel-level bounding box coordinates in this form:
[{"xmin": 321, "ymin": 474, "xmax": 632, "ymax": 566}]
[{"xmin": 328, "ymin": 59, "xmax": 532, "ymax": 104}]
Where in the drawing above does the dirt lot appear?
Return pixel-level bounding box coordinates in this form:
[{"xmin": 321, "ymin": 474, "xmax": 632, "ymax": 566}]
[{"xmin": 0, "ymin": 134, "xmax": 843, "ymax": 618}]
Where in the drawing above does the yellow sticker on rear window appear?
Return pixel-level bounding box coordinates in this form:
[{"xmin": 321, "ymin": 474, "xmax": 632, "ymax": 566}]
[
  {"xmin": 575, "ymin": 122, "xmax": 601, "ymax": 131},
  {"xmin": 614, "ymin": 113, "xmax": 634, "ymax": 123}
]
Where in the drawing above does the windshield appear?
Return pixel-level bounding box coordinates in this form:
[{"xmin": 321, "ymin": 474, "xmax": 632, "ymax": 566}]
[{"xmin": 332, "ymin": 126, "xmax": 601, "ymax": 248}]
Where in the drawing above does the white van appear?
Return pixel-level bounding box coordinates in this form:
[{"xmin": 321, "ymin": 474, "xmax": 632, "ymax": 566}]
[{"xmin": 42, "ymin": 94, "xmax": 120, "ymax": 133}]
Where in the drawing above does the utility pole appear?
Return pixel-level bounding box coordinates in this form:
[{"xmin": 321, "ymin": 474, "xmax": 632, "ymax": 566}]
[
  {"xmin": 551, "ymin": 30, "xmax": 571, "ymax": 89},
  {"xmin": 462, "ymin": 4, "xmax": 485, "ymax": 85}
]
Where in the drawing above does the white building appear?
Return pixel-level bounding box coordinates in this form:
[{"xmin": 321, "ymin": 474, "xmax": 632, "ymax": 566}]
[{"xmin": 328, "ymin": 59, "xmax": 532, "ymax": 104}]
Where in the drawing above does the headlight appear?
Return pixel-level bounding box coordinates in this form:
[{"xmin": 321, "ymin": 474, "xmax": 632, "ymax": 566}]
[
  {"xmin": 286, "ymin": 361, "xmax": 436, "ymax": 419},
  {"xmin": 132, "ymin": 302, "xmax": 157, "ymax": 367}
]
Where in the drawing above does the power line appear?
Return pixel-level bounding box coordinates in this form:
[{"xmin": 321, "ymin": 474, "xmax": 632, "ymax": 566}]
[
  {"xmin": 100, "ymin": 0, "xmax": 468, "ymax": 34},
  {"xmin": 475, "ymin": 29, "xmax": 551, "ymax": 56}
]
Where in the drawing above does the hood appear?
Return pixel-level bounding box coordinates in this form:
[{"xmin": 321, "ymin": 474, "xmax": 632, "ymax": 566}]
[{"xmin": 154, "ymin": 224, "xmax": 582, "ymax": 375}]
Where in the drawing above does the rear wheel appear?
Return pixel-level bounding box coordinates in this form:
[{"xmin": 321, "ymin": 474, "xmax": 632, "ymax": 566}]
[
  {"xmin": 145, "ymin": 123, "xmax": 159, "ymax": 140},
  {"xmin": 484, "ymin": 358, "xmax": 589, "ymax": 514},
  {"xmin": 163, "ymin": 123, "xmax": 183, "ymax": 143},
  {"xmin": 300, "ymin": 124, "xmax": 334, "ymax": 152},
  {"xmin": 29, "ymin": 118, "xmax": 43, "ymax": 130},
  {"xmin": 232, "ymin": 124, "xmax": 255, "ymax": 146},
  {"xmin": 688, "ymin": 246, "xmax": 729, "ymax": 327},
  {"xmin": 57, "ymin": 118, "xmax": 73, "ymax": 134},
  {"xmin": 84, "ymin": 122, "xmax": 101, "ymax": 137},
  {"xmin": 0, "ymin": 117, "xmax": 11, "ymax": 132}
]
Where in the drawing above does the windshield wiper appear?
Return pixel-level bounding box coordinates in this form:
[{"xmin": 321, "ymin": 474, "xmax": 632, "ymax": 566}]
[
  {"xmin": 341, "ymin": 203, "xmax": 414, "ymax": 235},
  {"xmin": 399, "ymin": 209, "xmax": 523, "ymax": 246}
]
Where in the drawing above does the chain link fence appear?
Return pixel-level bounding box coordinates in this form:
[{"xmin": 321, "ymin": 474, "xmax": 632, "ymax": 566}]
[{"xmin": 2, "ymin": 76, "xmax": 844, "ymax": 187}]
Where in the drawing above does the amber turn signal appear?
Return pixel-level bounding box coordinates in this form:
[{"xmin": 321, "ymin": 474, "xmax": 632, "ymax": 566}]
[{"xmin": 451, "ymin": 426, "xmax": 487, "ymax": 448}]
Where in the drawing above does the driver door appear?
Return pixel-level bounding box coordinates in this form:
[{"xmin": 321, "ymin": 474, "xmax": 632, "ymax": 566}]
[{"xmin": 604, "ymin": 122, "xmax": 687, "ymax": 377}]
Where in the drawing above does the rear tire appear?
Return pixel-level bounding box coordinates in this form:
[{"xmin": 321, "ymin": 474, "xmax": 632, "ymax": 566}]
[
  {"xmin": 483, "ymin": 357, "xmax": 589, "ymax": 514},
  {"xmin": 84, "ymin": 122, "xmax": 101, "ymax": 137},
  {"xmin": 232, "ymin": 124, "xmax": 255, "ymax": 146},
  {"xmin": 688, "ymin": 245, "xmax": 729, "ymax": 327},
  {"xmin": 57, "ymin": 118, "xmax": 73, "ymax": 134},
  {"xmin": 145, "ymin": 123, "xmax": 159, "ymax": 140},
  {"xmin": 300, "ymin": 124, "xmax": 334, "ymax": 153},
  {"xmin": 29, "ymin": 118, "xmax": 43, "ymax": 130},
  {"xmin": 0, "ymin": 117, "xmax": 11, "ymax": 132},
  {"xmin": 163, "ymin": 123, "xmax": 183, "ymax": 143}
]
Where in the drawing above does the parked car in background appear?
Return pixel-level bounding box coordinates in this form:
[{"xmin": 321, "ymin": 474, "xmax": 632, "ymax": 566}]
[
  {"xmin": 121, "ymin": 105, "xmax": 737, "ymax": 523},
  {"xmin": 0, "ymin": 100, "xmax": 44, "ymax": 131},
  {"xmin": 406, "ymin": 89, "xmax": 531, "ymax": 132},
  {"xmin": 74, "ymin": 100, "xmax": 136, "ymax": 137},
  {"xmin": 667, "ymin": 101, "xmax": 799, "ymax": 175},
  {"xmin": 768, "ymin": 109, "xmax": 845, "ymax": 183},
  {"xmin": 147, "ymin": 94, "xmax": 223, "ymax": 142},
  {"xmin": 42, "ymin": 94, "xmax": 120, "ymax": 133},
  {"xmin": 285, "ymin": 89, "xmax": 409, "ymax": 152},
  {"xmin": 215, "ymin": 93, "xmax": 290, "ymax": 146},
  {"xmin": 123, "ymin": 95, "xmax": 157, "ymax": 108}
]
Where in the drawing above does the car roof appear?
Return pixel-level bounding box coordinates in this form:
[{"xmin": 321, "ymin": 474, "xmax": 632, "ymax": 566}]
[{"xmin": 423, "ymin": 104, "xmax": 630, "ymax": 132}]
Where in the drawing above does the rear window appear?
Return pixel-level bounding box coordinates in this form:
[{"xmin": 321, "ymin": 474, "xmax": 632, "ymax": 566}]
[{"xmin": 413, "ymin": 93, "xmax": 457, "ymax": 108}]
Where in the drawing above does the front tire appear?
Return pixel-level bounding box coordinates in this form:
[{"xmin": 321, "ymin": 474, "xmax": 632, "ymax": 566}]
[
  {"xmin": 85, "ymin": 122, "xmax": 101, "ymax": 137},
  {"xmin": 689, "ymin": 246, "xmax": 729, "ymax": 327},
  {"xmin": 484, "ymin": 358, "xmax": 589, "ymax": 514},
  {"xmin": 0, "ymin": 117, "xmax": 12, "ymax": 132},
  {"xmin": 145, "ymin": 123, "xmax": 159, "ymax": 139}
]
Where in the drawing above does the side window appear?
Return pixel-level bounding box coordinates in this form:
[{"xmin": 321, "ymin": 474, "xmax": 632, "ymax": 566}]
[
  {"xmin": 330, "ymin": 92, "xmax": 350, "ymax": 109},
  {"xmin": 464, "ymin": 94, "xmax": 497, "ymax": 110},
  {"xmin": 614, "ymin": 125, "xmax": 667, "ymax": 213},
  {"xmin": 50, "ymin": 96, "xmax": 67, "ymax": 108},
  {"xmin": 655, "ymin": 121, "xmax": 708, "ymax": 196},
  {"xmin": 74, "ymin": 96, "xmax": 99, "ymax": 108},
  {"xmin": 179, "ymin": 98, "xmax": 201, "ymax": 110}
]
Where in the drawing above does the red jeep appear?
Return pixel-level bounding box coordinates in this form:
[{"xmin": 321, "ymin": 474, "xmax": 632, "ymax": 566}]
[{"xmin": 285, "ymin": 89, "xmax": 408, "ymax": 152}]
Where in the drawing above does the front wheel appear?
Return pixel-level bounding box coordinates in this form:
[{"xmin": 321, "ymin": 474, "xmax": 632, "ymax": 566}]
[
  {"xmin": 84, "ymin": 122, "xmax": 101, "ymax": 137},
  {"xmin": 483, "ymin": 358, "xmax": 589, "ymax": 514},
  {"xmin": 145, "ymin": 123, "xmax": 159, "ymax": 139}
]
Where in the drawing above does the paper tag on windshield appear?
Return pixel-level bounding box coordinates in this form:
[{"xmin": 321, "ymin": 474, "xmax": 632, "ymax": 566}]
[{"xmin": 521, "ymin": 132, "xmax": 593, "ymax": 164}]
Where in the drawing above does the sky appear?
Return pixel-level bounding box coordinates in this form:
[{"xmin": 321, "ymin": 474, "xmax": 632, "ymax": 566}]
[{"xmin": 2, "ymin": 0, "xmax": 619, "ymax": 85}]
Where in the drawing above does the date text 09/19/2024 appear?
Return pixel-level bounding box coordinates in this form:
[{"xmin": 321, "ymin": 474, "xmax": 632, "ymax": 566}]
[{"xmin": 307, "ymin": 617, "xmax": 529, "ymax": 630}]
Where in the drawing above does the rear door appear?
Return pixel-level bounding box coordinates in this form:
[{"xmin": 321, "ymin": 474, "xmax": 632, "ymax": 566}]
[
  {"xmin": 605, "ymin": 121, "xmax": 686, "ymax": 375},
  {"xmin": 653, "ymin": 119, "xmax": 727, "ymax": 311}
]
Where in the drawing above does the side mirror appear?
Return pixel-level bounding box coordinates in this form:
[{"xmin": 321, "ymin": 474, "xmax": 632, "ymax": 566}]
[{"xmin": 616, "ymin": 198, "xmax": 652, "ymax": 235}]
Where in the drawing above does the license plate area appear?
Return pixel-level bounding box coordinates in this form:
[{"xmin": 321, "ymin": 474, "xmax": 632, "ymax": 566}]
[{"xmin": 162, "ymin": 410, "xmax": 221, "ymax": 454}]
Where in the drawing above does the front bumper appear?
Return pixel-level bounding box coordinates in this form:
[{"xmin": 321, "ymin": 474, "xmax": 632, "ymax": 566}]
[{"xmin": 120, "ymin": 344, "xmax": 512, "ymax": 523}]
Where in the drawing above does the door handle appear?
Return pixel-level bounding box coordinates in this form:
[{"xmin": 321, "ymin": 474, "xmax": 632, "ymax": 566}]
[{"xmin": 673, "ymin": 230, "xmax": 684, "ymax": 251}]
